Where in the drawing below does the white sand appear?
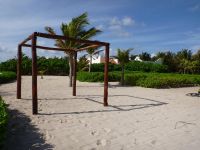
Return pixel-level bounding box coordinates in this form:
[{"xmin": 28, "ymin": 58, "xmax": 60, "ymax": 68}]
[{"xmin": 1, "ymin": 76, "xmax": 200, "ymax": 150}]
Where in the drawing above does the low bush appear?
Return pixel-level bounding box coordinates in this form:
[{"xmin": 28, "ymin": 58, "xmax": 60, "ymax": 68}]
[
  {"xmin": 0, "ymin": 71, "xmax": 16, "ymax": 84},
  {"xmin": 125, "ymin": 61, "xmax": 168, "ymax": 73},
  {"xmin": 77, "ymin": 71, "xmax": 120, "ymax": 82},
  {"xmin": 91, "ymin": 63, "xmax": 121, "ymax": 72},
  {"xmin": 0, "ymin": 54, "xmax": 69, "ymax": 75},
  {"xmin": 77, "ymin": 71, "xmax": 200, "ymax": 88},
  {"xmin": 124, "ymin": 73, "xmax": 147, "ymax": 86},
  {"xmin": 90, "ymin": 61, "xmax": 168, "ymax": 73},
  {"xmin": 0, "ymin": 59, "xmax": 17, "ymax": 73},
  {"xmin": 0, "ymin": 96, "xmax": 9, "ymax": 149},
  {"xmin": 124, "ymin": 72, "xmax": 200, "ymax": 88}
]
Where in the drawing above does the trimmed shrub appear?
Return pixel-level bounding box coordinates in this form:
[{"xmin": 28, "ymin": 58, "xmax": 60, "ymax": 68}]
[
  {"xmin": 124, "ymin": 73, "xmax": 147, "ymax": 86},
  {"xmin": 90, "ymin": 62, "xmax": 168, "ymax": 73},
  {"xmin": 77, "ymin": 71, "xmax": 200, "ymax": 88},
  {"xmin": 0, "ymin": 96, "xmax": 8, "ymax": 149},
  {"xmin": 91, "ymin": 63, "xmax": 121, "ymax": 72},
  {"xmin": 77, "ymin": 72, "xmax": 120, "ymax": 82},
  {"xmin": 124, "ymin": 72, "xmax": 200, "ymax": 88},
  {"xmin": 125, "ymin": 61, "xmax": 168, "ymax": 73},
  {"xmin": 0, "ymin": 71, "xmax": 16, "ymax": 84},
  {"xmin": 0, "ymin": 55, "xmax": 69, "ymax": 75}
]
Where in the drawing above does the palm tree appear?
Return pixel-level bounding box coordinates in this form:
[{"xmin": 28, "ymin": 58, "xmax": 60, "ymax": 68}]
[
  {"xmin": 114, "ymin": 48, "xmax": 133, "ymax": 86},
  {"xmin": 85, "ymin": 47, "xmax": 103, "ymax": 72},
  {"xmin": 156, "ymin": 51, "xmax": 177, "ymax": 72},
  {"xmin": 192, "ymin": 49, "xmax": 200, "ymax": 61},
  {"xmin": 45, "ymin": 12, "xmax": 101, "ymax": 87},
  {"xmin": 139, "ymin": 52, "xmax": 151, "ymax": 61},
  {"xmin": 176, "ymin": 49, "xmax": 192, "ymax": 61},
  {"xmin": 77, "ymin": 55, "xmax": 89, "ymax": 71}
]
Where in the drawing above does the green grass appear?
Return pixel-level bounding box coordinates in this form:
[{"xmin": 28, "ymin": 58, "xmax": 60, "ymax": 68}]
[
  {"xmin": 0, "ymin": 71, "xmax": 16, "ymax": 84},
  {"xmin": 77, "ymin": 71, "xmax": 200, "ymax": 88},
  {"xmin": 0, "ymin": 96, "xmax": 8, "ymax": 149}
]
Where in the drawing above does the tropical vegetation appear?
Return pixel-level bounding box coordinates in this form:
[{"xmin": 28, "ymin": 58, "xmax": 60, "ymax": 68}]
[
  {"xmin": 77, "ymin": 71, "xmax": 200, "ymax": 88},
  {"xmin": 85, "ymin": 47, "xmax": 103, "ymax": 72},
  {"xmin": 0, "ymin": 71, "xmax": 16, "ymax": 84},
  {"xmin": 113, "ymin": 48, "xmax": 133, "ymax": 85},
  {"xmin": 0, "ymin": 55, "xmax": 69, "ymax": 76},
  {"xmin": 45, "ymin": 12, "xmax": 101, "ymax": 86},
  {"xmin": 0, "ymin": 96, "xmax": 8, "ymax": 149}
]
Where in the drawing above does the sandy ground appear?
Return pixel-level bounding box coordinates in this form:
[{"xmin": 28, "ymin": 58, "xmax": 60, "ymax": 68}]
[{"xmin": 1, "ymin": 76, "xmax": 200, "ymax": 150}]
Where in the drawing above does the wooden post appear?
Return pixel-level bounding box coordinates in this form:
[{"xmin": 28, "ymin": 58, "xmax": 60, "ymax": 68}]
[
  {"xmin": 17, "ymin": 45, "xmax": 22, "ymax": 99},
  {"xmin": 104, "ymin": 44, "xmax": 109, "ymax": 106},
  {"xmin": 32, "ymin": 33, "xmax": 38, "ymax": 114},
  {"xmin": 73, "ymin": 52, "xmax": 77, "ymax": 96}
]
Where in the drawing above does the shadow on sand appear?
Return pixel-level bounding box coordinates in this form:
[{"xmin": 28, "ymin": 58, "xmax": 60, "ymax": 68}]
[
  {"xmin": 5, "ymin": 109, "xmax": 53, "ymax": 150},
  {"xmin": 186, "ymin": 93, "xmax": 200, "ymax": 97},
  {"xmin": 38, "ymin": 95, "xmax": 168, "ymax": 115}
]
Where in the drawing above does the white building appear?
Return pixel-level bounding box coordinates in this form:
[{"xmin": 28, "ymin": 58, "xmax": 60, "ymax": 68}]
[
  {"xmin": 87, "ymin": 55, "xmax": 119, "ymax": 64},
  {"xmin": 134, "ymin": 56, "xmax": 143, "ymax": 62}
]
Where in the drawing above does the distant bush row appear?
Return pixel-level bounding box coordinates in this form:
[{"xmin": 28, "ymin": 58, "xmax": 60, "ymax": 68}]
[
  {"xmin": 0, "ymin": 96, "xmax": 9, "ymax": 149},
  {"xmin": 124, "ymin": 72, "xmax": 200, "ymax": 88},
  {"xmin": 77, "ymin": 71, "xmax": 200, "ymax": 88},
  {"xmin": 77, "ymin": 71, "xmax": 120, "ymax": 82},
  {"xmin": 0, "ymin": 54, "xmax": 169, "ymax": 75},
  {"xmin": 0, "ymin": 55, "xmax": 69, "ymax": 75},
  {"xmin": 0, "ymin": 71, "xmax": 16, "ymax": 84},
  {"xmin": 90, "ymin": 62, "xmax": 168, "ymax": 73}
]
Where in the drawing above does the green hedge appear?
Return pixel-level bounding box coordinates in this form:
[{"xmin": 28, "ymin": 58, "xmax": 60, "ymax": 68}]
[
  {"xmin": 125, "ymin": 61, "xmax": 168, "ymax": 73},
  {"xmin": 0, "ymin": 55, "xmax": 69, "ymax": 75},
  {"xmin": 0, "ymin": 96, "xmax": 8, "ymax": 149},
  {"xmin": 125, "ymin": 72, "xmax": 200, "ymax": 88},
  {"xmin": 0, "ymin": 71, "xmax": 16, "ymax": 84},
  {"xmin": 77, "ymin": 71, "xmax": 120, "ymax": 82},
  {"xmin": 77, "ymin": 71, "xmax": 200, "ymax": 88},
  {"xmin": 90, "ymin": 62, "xmax": 168, "ymax": 73},
  {"xmin": 91, "ymin": 63, "xmax": 121, "ymax": 72}
]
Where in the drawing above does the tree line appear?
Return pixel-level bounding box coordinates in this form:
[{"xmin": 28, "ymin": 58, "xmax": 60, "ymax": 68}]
[
  {"xmin": 132, "ymin": 49, "xmax": 200, "ymax": 74},
  {"xmin": 1, "ymin": 48, "xmax": 199, "ymax": 75}
]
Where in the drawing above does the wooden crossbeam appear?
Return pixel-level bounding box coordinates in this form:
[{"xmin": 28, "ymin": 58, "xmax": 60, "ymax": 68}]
[
  {"xmin": 36, "ymin": 32, "xmax": 109, "ymax": 46},
  {"xmin": 18, "ymin": 31, "xmax": 110, "ymax": 115},
  {"xmin": 19, "ymin": 34, "xmax": 33, "ymax": 45},
  {"xmin": 22, "ymin": 44, "xmax": 68, "ymax": 51},
  {"xmin": 22, "ymin": 44, "xmax": 100, "ymax": 52},
  {"xmin": 77, "ymin": 44, "xmax": 100, "ymax": 51}
]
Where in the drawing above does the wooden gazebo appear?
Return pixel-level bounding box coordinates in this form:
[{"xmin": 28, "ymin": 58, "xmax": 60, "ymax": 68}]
[{"xmin": 17, "ymin": 32, "xmax": 110, "ymax": 115}]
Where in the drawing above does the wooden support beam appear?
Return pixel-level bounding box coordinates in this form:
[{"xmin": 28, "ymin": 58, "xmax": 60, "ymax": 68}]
[
  {"xmin": 22, "ymin": 44, "xmax": 68, "ymax": 51},
  {"xmin": 17, "ymin": 45, "xmax": 22, "ymax": 99},
  {"xmin": 104, "ymin": 44, "xmax": 109, "ymax": 106},
  {"xmin": 73, "ymin": 52, "xmax": 77, "ymax": 96},
  {"xmin": 18, "ymin": 31, "xmax": 110, "ymax": 115},
  {"xmin": 36, "ymin": 32, "xmax": 109, "ymax": 46},
  {"xmin": 77, "ymin": 44, "xmax": 100, "ymax": 51},
  {"xmin": 32, "ymin": 33, "xmax": 38, "ymax": 115},
  {"xmin": 19, "ymin": 34, "xmax": 33, "ymax": 45},
  {"xmin": 22, "ymin": 43, "xmax": 100, "ymax": 52}
]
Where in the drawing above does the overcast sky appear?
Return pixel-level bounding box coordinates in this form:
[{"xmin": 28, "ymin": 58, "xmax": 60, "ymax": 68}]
[{"xmin": 0, "ymin": 0, "xmax": 200, "ymax": 61}]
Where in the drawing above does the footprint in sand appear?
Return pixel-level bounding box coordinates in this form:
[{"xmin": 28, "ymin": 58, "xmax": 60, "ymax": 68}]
[
  {"xmin": 79, "ymin": 119, "xmax": 88, "ymax": 127},
  {"xmin": 103, "ymin": 128, "xmax": 111, "ymax": 133},
  {"xmin": 45, "ymin": 131, "xmax": 54, "ymax": 140},
  {"xmin": 151, "ymin": 140, "xmax": 156, "ymax": 145},
  {"xmin": 96, "ymin": 139, "xmax": 107, "ymax": 146},
  {"xmin": 91, "ymin": 131, "xmax": 99, "ymax": 136},
  {"xmin": 59, "ymin": 119, "xmax": 65, "ymax": 123}
]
